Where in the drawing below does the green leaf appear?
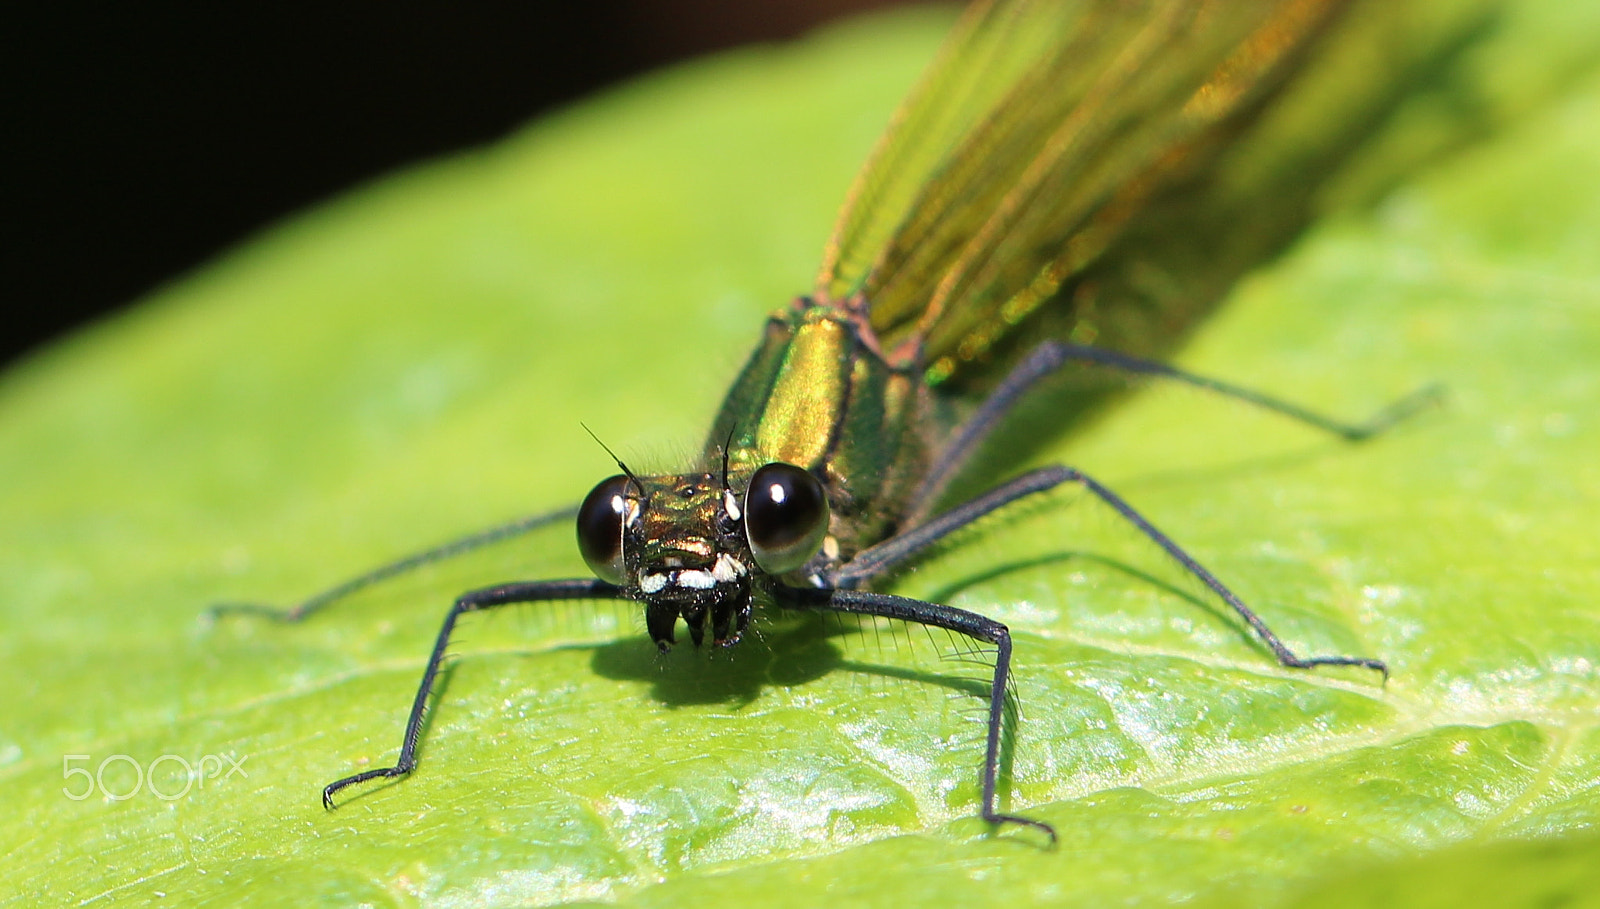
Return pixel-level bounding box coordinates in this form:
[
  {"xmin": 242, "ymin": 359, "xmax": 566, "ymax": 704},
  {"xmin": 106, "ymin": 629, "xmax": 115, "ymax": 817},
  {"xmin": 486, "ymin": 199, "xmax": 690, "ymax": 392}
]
[
  {"xmin": 1230, "ymin": 833, "xmax": 1600, "ymax": 909},
  {"xmin": 3, "ymin": 3, "xmax": 1599, "ymax": 906}
]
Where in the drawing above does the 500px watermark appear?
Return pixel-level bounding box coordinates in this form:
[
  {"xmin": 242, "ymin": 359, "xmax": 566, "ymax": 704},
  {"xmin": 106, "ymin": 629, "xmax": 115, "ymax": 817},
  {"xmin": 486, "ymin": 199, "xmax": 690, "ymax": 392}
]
[{"xmin": 63, "ymin": 752, "xmax": 248, "ymax": 801}]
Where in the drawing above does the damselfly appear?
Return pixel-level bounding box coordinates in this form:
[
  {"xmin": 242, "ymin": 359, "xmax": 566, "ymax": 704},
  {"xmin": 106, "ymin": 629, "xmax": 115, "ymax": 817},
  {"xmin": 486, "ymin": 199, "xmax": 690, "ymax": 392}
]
[{"xmin": 215, "ymin": 0, "xmax": 1440, "ymax": 841}]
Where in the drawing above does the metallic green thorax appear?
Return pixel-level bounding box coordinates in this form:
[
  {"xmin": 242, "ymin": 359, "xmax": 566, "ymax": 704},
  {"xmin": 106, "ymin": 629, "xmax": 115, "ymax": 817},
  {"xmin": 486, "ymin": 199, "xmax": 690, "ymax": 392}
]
[{"xmin": 706, "ymin": 298, "xmax": 927, "ymax": 558}]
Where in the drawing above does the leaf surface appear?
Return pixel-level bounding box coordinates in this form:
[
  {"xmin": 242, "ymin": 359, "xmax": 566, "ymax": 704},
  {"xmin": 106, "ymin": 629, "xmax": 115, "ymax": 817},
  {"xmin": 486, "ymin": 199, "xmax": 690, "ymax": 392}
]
[{"xmin": 2, "ymin": 4, "xmax": 1599, "ymax": 906}]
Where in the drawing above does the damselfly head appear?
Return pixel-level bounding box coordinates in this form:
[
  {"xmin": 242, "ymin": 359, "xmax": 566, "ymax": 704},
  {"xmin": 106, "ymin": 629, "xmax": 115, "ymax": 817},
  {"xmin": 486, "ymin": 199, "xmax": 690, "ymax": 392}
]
[
  {"xmin": 575, "ymin": 462, "xmax": 832, "ymax": 651},
  {"xmin": 576, "ymin": 470, "xmax": 749, "ymax": 650}
]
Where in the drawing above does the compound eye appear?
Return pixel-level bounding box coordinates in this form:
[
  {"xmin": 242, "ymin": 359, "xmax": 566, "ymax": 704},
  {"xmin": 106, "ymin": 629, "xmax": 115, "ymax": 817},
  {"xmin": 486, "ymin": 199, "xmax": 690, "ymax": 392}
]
[
  {"xmin": 577, "ymin": 474, "xmax": 632, "ymax": 585},
  {"xmin": 743, "ymin": 462, "xmax": 829, "ymax": 575}
]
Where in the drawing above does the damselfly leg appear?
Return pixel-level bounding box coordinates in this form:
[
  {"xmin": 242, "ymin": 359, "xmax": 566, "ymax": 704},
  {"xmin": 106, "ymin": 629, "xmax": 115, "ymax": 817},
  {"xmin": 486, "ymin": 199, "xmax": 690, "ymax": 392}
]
[
  {"xmin": 906, "ymin": 340, "xmax": 1441, "ymax": 527},
  {"xmin": 885, "ymin": 340, "xmax": 1425, "ymax": 673},
  {"xmin": 780, "ymin": 586, "xmax": 1050, "ymax": 838},
  {"xmin": 206, "ymin": 506, "xmax": 577, "ymax": 624},
  {"xmin": 315, "ymin": 578, "xmax": 620, "ymax": 808}
]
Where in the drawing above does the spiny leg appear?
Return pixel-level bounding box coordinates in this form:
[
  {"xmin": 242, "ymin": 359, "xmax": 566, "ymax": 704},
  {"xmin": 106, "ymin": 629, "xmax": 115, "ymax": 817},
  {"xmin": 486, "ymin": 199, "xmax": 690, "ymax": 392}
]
[
  {"xmin": 783, "ymin": 586, "xmax": 1055, "ymax": 842},
  {"xmin": 840, "ymin": 469, "xmax": 1072, "ymax": 586},
  {"xmin": 321, "ymin": 577, "xmax": 620, "ymax": 808},
  {"xmin": 843, "ymin": 465, "xmax": 1386, "ymax": 677},
  {"xmin": 906, "ymin": 339, "xmax": 1441, "ymax": 526},
  {"xmin": 207, "ymin": 505, "xmax": 577, "ymax": 624}
]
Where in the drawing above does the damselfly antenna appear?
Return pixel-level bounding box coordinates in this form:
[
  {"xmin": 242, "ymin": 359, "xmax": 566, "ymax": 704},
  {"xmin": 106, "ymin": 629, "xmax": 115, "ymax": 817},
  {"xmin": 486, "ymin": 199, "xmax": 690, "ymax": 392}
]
[
  {"xmin": 719, "ymin": 424, "xmax": 738, "ymax": 491},
  {"xmin": 581, "ymin": 422, "xmax": 644, "ymax": 492}
]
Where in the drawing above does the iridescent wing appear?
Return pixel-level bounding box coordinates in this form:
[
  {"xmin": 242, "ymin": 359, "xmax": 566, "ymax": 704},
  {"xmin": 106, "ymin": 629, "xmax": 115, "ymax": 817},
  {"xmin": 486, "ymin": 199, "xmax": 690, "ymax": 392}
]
[{"xmin": 815, "ymin": 0, "xmax": 1348, "ymax": 384}]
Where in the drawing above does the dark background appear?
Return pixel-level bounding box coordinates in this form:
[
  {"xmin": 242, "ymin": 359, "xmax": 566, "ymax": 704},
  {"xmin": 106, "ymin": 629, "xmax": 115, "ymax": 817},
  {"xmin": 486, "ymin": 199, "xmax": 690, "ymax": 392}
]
[{"xmin": 4, "ymin": 1, "xmax": 908, "ymax": 369}]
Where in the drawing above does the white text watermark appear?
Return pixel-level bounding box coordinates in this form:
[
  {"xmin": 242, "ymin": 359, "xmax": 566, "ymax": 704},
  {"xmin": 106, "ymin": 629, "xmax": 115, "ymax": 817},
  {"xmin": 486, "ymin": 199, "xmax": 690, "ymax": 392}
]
[{"xmin": 63, "ymin": 752, "xmax": 248, "ymax": 801}]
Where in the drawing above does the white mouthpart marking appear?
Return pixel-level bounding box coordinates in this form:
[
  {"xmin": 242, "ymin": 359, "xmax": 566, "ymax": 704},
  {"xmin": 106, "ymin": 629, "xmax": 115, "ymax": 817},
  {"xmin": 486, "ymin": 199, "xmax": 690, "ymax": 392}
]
[
  {"xmin": 639, "ymin": 574, "xmax": 668, "ymax": 594},
  {"xmin": 822, "ymin": 536, "xmax": 840, "ymax": 560},
  {"xmin": 713, "ymin": 552, "xmax": 745, "ymax": 583},
  {"xmin": 676, "ymin": 569, "xmax": 715, "ymax": 590}
]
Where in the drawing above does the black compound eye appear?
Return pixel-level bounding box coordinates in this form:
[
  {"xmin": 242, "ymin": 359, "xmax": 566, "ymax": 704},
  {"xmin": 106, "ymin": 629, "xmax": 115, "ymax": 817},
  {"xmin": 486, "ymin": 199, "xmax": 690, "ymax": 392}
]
[
  {"xmin": 743, "ymin": 462, "xmax": 829, "ymax": 575},
  {"xmin": 577, "ymin": 474, "xmax": 632, "ymax": 585}
]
